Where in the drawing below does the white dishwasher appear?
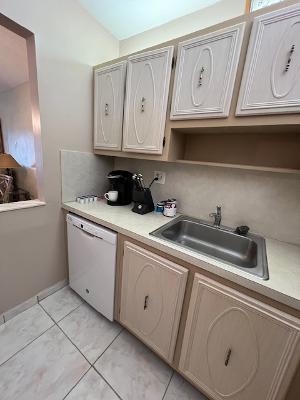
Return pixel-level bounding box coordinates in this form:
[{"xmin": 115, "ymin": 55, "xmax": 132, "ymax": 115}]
[{"xmin": 66, "ymin": 213, "xmax": 117, "ymax": 321}]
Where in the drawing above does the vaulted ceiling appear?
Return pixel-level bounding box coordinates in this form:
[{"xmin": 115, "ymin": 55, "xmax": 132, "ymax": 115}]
[{"xmin": 78, "ymin": 0, "xmax": 221, "ymax": 39}]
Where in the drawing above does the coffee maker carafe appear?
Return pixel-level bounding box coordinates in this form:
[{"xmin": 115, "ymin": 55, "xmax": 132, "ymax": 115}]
[{"xmin": 106, "ymin": 170, "xmax": 133, "ymax": 206}]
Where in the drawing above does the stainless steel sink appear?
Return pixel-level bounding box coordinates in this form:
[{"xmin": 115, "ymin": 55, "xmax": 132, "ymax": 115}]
[{"xmin": 150, "ymin": 216, "xmax": 268, "ymax": 279}]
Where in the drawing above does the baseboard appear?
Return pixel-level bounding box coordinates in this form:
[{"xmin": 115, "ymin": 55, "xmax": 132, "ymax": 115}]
[
  {"xmin": 3, "ymin": 296, "xmax": 38, "ymax": 322},
  {"xmin": 37, "ymin": 279, "xmax": 68, "ymax": 302},
  {"xmin": 2, "ymin": 279, "xmax": 68, "ymax": 323}
]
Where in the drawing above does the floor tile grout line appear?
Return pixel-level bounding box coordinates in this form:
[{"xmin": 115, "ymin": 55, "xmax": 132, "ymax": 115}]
[
  {"xmin": 93, "ymin": 328, "xmax": 174, "ymax": 400},
  {"xmin": 162, "ymin": 370, "xmax": 174, "ymax": 400},
  {"xmin": 0, "ymin": 322, "xmax": 55, "ymax": 368},
  {"xmin": 0, "ymin": 299, "xmax": 119, "ymax": 398},
  {"xmin": 56, "ymin": 324, "xmax": 93, "ymax": 365},
  {"xmin": 0, "ymin": 300, "xmax": 66, "ymax": 368},
  {"xmin": 56, "ymin": 302, "xmax": 83, "ymax": 323},
  {"xmin": 92, "ymin": 365, "xmax": 124, "ymax": 400},
  {"xmin": 1, "ymin": 284, "xmax": 69, "ymax": 325},
  {"xmin": 62, "ymin": 365, "xmax": 92, "ymax": 400},
  {"xmin": 39, "ymin": 303, "xmax": 93, "ymax": 367},
  {"xmin": 0, "ymin": 299, "xmax": 180, "ymax": 400},
  {"xmin": 37, "ymin": 282, "xmax": 68, "ymax": 304},
  {"xmin": 41, "ymin": 299, "xmax": 126, "ymax": 400},
  {"xmin": 38, "ymin": 300, "xmax": 83, "ymax": 325},
  {"xmin": 92, "ymin": 327, "xmax": 124, "ymax": 366},
  {"xmin": 41, "ymin": 299, "xmax": 124, "ymax": 367},
  {"xmin": 40, "ymin": 300, "xmax": 126, "ymax": 399}
]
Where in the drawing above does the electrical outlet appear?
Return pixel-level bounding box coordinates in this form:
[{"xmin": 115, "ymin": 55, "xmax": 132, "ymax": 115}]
[{"xmin": 154, "ymin": 171, "xmax": 166, "ymax": 184}]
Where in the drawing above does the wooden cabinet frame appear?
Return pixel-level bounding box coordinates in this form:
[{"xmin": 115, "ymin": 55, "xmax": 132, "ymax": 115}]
[
  {"xmin": 114, "ymin": 233, "xmax": 300, "ymax": 400},
  {"xmin": 180, "ymin": 274, "xmax": 300, "ymax": 400},
  {"xmin": 94, "ymin": 61, "xmax": 127, "ymax": 150},
  {"xmin": 120, "ymin": 241, "xmax": 188, "ymax": 362},
  {"xmin": 93, "ymin": 0, "xmax": 300, "ymax": 175}
]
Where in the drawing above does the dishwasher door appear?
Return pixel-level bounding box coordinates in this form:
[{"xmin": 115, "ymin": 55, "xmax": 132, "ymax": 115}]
[{"xmin": 66, "ymin": 213, "xmax": 117, "ymax": 321}]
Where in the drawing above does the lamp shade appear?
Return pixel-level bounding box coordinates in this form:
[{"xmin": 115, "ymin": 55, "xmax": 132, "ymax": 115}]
[{"xmin": 0, "ymin": 153, "xmax": 21, "ymax": 169}]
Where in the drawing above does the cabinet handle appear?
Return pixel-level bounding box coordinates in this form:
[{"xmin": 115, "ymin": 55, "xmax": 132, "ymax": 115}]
[
  {"xmin": 224, "ymin": 348, "xmax": 232, "ymax": 366},
  {"xmin": 141, "ymin": 97, "xmax": 146, "ymax": 112},
  {"xmin": 105, "ymin": 103, "xmax": 109, "ymax": 116},
  {"xmin": 198, "ymin": 67, "xmax": 205, "ymax": 86},
  {"xmin": 144, "ymin": 295, "xmax": 149, "ymax": 310},
  {"xmin": 285, "ymin": 45, "xmax": 295, "ymax": 72}
]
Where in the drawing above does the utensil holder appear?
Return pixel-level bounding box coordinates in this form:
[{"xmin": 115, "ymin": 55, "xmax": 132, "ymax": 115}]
[{"xmin": 132, "ymin": 188, "xmax": 154, "ymax": 215}]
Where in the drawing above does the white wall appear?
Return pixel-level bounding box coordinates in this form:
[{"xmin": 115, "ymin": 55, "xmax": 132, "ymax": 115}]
[
  {"xmin": 119, "ymin": 0, "xmax": 246, "ymax": 55},
  {"xmin": 0, "ymin": 0, "xmax": 119, "ymax": 313}
]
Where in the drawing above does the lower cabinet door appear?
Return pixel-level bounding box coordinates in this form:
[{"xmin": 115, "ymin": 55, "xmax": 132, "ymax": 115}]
[
  {"xmin": 179, "ymin": 274, "xmax": 300, "ymax": 400},
  {"xmin": 120, "ymin": 242, "xmax": 188, "ymax": 362}
]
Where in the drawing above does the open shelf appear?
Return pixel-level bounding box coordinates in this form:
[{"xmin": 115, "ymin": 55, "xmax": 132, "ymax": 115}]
[
  {"xmin": 171, "ymin": 126, "xmax": 300, "ymax": 174},
  {"xmin": 175, "ymin": 159, "xmax": 300, "ymax": 174}
]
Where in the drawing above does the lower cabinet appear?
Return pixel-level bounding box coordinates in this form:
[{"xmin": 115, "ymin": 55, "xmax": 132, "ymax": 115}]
[
  {"xmin": 120, "ymin": 242, "xmax": 188, "ymax": 362},
  {"xmin": 179, "ymin": 274, "xmax": 300, "ymax": 400}
]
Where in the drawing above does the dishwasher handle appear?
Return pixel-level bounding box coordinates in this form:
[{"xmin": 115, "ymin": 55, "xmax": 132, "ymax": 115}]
[
  {"xmin": 74, "ymin": 224, "xmax": 102, "ymax": 239},
  {"xmin": 67, "ymin": 214, "xmax": 117, "ymax": 244}
]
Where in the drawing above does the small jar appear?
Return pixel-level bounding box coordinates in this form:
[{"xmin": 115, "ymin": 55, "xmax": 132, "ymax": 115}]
[
  {"xmin": 163, "ymin": 199, "xmax": 177, "ymax": 217},
  {"xmin": 77, "ymin": 197, "xmax": 85, "ymax": 204},
  {"xmin": 155, "ymin": 201, "xmax": 165, "ymax": 214}
]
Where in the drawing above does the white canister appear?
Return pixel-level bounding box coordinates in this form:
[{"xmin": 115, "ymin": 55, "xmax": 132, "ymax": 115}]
[{"xmin": 163, "ymin": 199, "xmax": 177, "ymax": 217}]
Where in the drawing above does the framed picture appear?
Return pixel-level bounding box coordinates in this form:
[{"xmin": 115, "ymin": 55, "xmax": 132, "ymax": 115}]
[{"xmin": 247, "ymin": 0, "xmax": 284, "ymax": 12}]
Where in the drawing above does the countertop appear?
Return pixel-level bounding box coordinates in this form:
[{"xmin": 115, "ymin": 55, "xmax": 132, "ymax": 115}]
[{"xmin": 62, "ymin": 201, "xmax": 300, "ymax": 312}]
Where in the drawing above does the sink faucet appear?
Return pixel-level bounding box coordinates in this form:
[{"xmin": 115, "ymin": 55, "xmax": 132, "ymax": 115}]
[{"xmin": 210, "ymin": 206, "xmax": 222, "ymax": 227}]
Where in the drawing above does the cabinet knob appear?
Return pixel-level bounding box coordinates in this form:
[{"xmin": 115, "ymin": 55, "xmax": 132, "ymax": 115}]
[
  {"xmin": 198, "ymin": 67, "xmax": 205, "ymax": 86},
  {"xmin": 224, "ymin": 348, "xmax": 232, "ymax": 366},
  {"xmin": 285, "ymin": 45, "xmax": 295, "ymax": 72},
  {"xmin": 105, "ymin": 103, "xmax": 109, "ymax": 116},
  {"xmin": 141, "ymin": 97, "xmax": 146, "ymax": 112},
  {"xmin": 144, "ymin": 295, "xmax": 149, "ymax": 310}
]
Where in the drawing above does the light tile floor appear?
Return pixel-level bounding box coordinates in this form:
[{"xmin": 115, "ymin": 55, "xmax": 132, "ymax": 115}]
[{"xmin": 0, "ymin": 286, "xmax": 208, "ymax": 400}]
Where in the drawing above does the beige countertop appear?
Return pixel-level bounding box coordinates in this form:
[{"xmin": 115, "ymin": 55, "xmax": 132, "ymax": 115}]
[{"xmin": 62, "ymin": 200, "xmax": 300, "ymax": 311}]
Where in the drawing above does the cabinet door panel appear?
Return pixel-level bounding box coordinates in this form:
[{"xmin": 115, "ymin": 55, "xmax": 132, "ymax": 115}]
[
  {"xmin": 179, "ymin": 274, "xmax": 300, "ymax": 400},
  {"xmin": 236, "ymin": 4, "xmax": 300, "ymax": 115},
  {"xmin": 122, "ymin": 47, "xmax": 173, "ymax": 154},
  {"xmin": 171, "ymin": 23, "xmax": 245, "ymax": 119},
  {"xmin": 120, "ymin": 242, "xmax": 188, "ymax": 362},
  {"xmin": 94, "ymin": 61, "xmax": 126, "ymax": 150}
]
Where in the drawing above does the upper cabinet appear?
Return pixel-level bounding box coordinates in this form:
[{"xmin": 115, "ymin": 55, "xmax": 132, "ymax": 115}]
[
  {"xmin": 94, "ymin": 61, "xmax": 126, "ymax": 150},
  {"xmin": 122, "ymin": 46, "xmax": 174, "ymax": 154},
  {"xmin": 171, "ymin": 24, "xmax": 245, "ymax": 120},
  {"xmin": 236, "ymin": 4, "xmax": 300, "ymax": 116}
]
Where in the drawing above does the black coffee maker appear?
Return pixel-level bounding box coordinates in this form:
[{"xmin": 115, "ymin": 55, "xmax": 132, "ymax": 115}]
[{"xmin": 106, "ymin": 170, "xmax": 133, "ymax": 206}]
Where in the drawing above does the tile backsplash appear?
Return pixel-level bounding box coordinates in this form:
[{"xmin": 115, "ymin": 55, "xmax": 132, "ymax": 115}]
[
  {"xmin": 115, "ymin": 158, "xmax": 300, "ymax": 245},
  {"xmin": 61, "ymin": 150, "xmax": 113, "ymax": 202}
]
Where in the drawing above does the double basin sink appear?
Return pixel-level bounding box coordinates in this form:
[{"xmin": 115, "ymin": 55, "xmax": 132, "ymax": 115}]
[{"xmin": 150, "ymin": 215, "xmax": 268, "ymax": 279}]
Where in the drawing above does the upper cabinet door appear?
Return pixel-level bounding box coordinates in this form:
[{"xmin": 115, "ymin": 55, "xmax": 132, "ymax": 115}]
[
  {"xmin": 171, "ymin": 24, "xmax": 245, "ymax": 120},
  {"xmin": 94, "ymin": 61, "xmax": 126, "ymax": 150},
  {"xmin": 122, "ymin": 46, "xmax": 174, "ymax": 154},
  {"xmin": 236, "ymin": 4, "xmax": 300, "ymax": 116}
]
